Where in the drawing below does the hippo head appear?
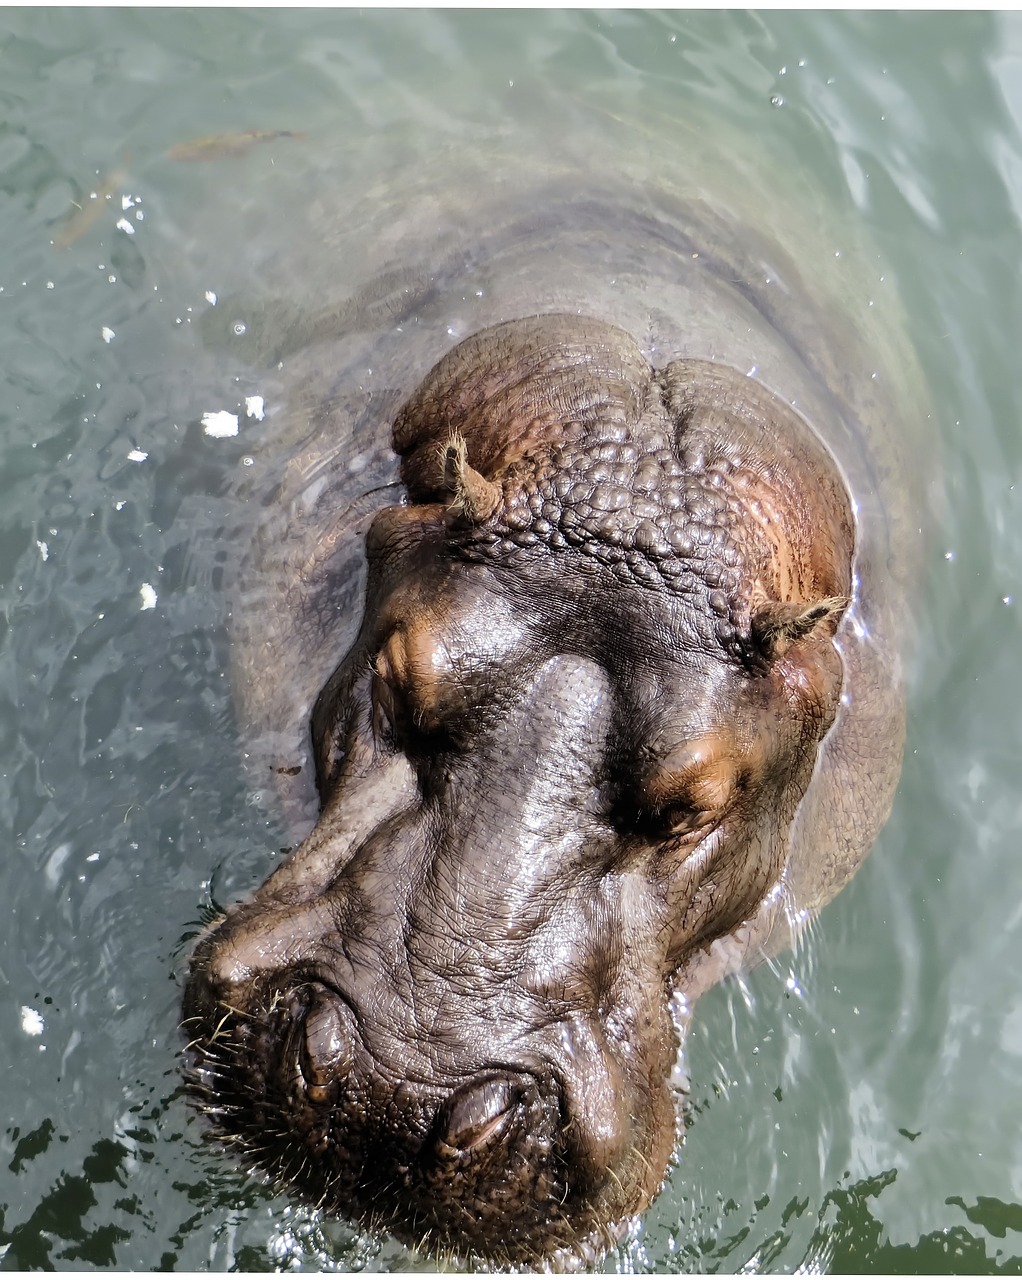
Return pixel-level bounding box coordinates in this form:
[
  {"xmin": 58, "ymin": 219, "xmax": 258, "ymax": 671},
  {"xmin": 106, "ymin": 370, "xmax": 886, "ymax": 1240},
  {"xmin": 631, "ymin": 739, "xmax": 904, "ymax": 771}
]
[{"xmin": 183, "ymin": 315, "xmax": 853, "ymax": 1266}]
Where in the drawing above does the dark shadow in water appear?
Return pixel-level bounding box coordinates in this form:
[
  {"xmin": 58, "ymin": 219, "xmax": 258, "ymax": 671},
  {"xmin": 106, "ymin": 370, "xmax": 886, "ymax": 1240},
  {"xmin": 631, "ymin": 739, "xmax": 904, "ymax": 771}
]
[
  {"xmin": 0, "ymin": 1110, "xmax": 272, "ymax": 1271},
  {"xmin": 1, "ymin": 1133, "xmax": 131, "ymax": 1268},
  {"xmin": 653, "ymin": 1165, "xmax": 1022, "ymax": 1276},
  {"xmin": 6, "ymin": 1137, "xmax": 1022, "ymax": 1273},
  {"xmin": 809, "ymin": 1171, "xmax": 1022, "ymax": 1275}
]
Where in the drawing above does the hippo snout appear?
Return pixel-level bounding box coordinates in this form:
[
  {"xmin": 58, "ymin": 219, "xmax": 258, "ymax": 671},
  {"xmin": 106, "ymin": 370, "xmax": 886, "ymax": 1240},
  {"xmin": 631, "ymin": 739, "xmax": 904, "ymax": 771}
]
[{"xmin": 183, "ymin": 939, "xmax": 617, "ymax": 1262}]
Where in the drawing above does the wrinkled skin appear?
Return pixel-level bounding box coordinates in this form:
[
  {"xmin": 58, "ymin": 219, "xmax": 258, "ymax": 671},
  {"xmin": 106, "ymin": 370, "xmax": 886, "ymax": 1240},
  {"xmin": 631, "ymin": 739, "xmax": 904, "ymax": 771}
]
[{"xmin": 182, "ymin": 127, "xmax": 924, "ymax": 1269}]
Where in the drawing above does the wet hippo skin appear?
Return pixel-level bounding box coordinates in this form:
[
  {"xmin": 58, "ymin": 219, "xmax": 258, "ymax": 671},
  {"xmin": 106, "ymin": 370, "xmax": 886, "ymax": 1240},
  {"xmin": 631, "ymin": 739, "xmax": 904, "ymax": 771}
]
[{"xmin": 182, "ymin": 151, "xmax": 922, "ymax": 1268}]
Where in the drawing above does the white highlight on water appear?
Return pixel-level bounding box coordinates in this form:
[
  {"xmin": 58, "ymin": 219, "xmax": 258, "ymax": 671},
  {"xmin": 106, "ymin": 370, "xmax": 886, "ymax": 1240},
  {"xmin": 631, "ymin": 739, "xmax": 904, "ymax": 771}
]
[
  {"xmin": 202, "ymin": 410, "xmax": 239, "ymax": 438},
  {"xmin": 20, "ymin": 1006, "xmax": 44, "ymax": 1037}
]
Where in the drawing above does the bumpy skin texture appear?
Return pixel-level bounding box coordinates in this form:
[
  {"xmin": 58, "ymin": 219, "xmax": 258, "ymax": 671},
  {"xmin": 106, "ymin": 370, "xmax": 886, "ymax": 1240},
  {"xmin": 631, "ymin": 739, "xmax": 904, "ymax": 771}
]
[{"xmin": 184, "ymin": 313, "xmax": 862, "ymax": 1266}]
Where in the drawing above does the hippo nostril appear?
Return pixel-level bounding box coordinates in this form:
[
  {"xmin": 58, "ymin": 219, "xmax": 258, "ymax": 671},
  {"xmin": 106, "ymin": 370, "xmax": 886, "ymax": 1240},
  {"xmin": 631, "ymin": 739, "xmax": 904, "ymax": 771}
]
[
  {"xmin": 437, "ymin": 1072, "xmax": 525, "ymax": 1153},
  {"xmin": 299, "ymin": 987, "xmax": 352, "ymax": 1102}
]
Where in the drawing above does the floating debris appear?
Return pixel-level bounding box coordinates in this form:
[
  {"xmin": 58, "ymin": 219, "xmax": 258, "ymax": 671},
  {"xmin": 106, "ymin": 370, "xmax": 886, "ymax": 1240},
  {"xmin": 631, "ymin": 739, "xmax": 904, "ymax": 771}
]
[
  {"xmin": 52, "ymin": 167, "xmax": 128, "ymax": 250},
  {"xmin": 245, "ymin": 395, "xmax": 264, "ymax": 421},
  {"xmin": 139, "ymin": 583, "xmax": 157, "ymax": 611},
  {"xmin": 166, "ymin": 129, "xmax": 305, "ymax": 162}
]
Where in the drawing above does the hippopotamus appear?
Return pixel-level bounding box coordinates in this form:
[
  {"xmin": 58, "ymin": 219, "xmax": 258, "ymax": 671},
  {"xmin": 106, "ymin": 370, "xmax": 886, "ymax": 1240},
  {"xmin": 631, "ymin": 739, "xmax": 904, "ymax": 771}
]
[{"xmin": 181, "ymin": 113, "xmax": 925, "ymax": 1268}]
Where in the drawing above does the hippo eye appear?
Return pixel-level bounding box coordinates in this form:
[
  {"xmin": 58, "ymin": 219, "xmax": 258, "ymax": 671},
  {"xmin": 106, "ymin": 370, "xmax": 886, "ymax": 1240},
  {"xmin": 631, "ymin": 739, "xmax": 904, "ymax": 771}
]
[
  {"xmin": 644, "ymin": 735, "xmax": 740, "ymax": 836},
  {"xmin": 654, "ymin": 800, "xmax": 716, "ymax": 838},
  {"xmin": 370, "ymin": 636, "xmax": 472, "ymax": 756}
]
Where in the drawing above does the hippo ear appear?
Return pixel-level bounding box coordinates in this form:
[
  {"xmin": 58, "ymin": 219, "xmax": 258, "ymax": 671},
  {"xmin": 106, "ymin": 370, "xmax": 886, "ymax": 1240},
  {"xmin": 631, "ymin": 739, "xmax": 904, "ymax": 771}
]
[
  {"xmin": 393, "ymin": 314, "xmax": 651, "ymax": 502},
  {"xmin": 439, "ymin": 432, "xmax": 502, "ymax": 522},
  {"xmin": 750, "ymin": 596, "xmax": 848, "ymax": 661}
]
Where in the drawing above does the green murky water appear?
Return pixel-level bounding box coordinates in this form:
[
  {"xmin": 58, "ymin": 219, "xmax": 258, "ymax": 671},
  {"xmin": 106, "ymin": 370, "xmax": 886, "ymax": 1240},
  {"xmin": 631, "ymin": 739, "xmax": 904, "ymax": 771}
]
[{"xmin": 1, "ymin": 9, "xmax": 1021, "ymax": 1272}]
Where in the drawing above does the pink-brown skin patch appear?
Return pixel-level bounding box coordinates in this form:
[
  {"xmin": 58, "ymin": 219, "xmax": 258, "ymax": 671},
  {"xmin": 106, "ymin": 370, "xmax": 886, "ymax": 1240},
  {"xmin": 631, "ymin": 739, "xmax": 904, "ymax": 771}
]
[{"xmin": 184, "ymin": 315, "xmax": 854, "ymax": 1268}]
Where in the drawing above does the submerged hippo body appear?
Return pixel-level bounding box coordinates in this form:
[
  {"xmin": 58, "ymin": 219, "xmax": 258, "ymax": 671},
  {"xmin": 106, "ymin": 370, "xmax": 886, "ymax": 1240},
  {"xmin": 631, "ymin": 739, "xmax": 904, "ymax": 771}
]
[{"xmin": 183, "ymin": 121, "xmax": 925, "ymax": 1267}]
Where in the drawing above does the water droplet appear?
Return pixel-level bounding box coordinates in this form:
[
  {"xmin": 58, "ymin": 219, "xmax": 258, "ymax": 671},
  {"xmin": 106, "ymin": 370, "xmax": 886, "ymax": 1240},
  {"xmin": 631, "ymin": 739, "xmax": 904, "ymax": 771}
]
[
  {"xmin": 770, "ymin": 94, "xmax": 784, "ymax": 108},
  {"xmin": 233, "ymin": 321, "xmax": 247, "ymax": 336}
]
